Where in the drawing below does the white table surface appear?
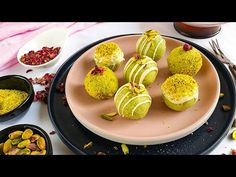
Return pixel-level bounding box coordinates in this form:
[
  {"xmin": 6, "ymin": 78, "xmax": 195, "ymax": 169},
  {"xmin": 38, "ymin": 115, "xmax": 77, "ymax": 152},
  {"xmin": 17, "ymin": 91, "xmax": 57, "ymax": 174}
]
[{"xmin": 1, "ymin": 22, "xmax": 236, "ymax": 155}]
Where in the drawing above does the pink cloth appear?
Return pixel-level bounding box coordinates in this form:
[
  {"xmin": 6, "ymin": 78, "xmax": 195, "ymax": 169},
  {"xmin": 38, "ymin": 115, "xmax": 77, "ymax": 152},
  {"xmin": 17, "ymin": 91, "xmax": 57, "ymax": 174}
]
[{"xmin": 0, "ymin": 22, "xmax": 97, "ymax": 71}]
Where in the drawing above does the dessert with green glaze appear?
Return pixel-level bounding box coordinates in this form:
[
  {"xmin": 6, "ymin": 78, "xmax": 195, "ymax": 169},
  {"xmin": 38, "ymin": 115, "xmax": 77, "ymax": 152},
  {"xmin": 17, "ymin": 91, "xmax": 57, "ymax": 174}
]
[
  {"xmin": 167, "ymin": 43, "xmax": 202, "ymax": 76},
  {"xmin": 136, "ymin": 29, "xmax": 166, "ymax": 61},
  {"xmin": 161, "ymin": 74, "xmax": 199, "ymax": 111},
  {"xmin": 114, "ymin": 82, "xmax": 151, "ymax": 119},
  {"xmin": 94, "ymin": 42, "xmax": 124, "ymax": 71},
  {"xmin": 84, "ymin": 66, "xmax": 118, "ymax": 100},
  {"xmin": 124, "ymin": 54, "xmax": 158, "ymax": 86}
]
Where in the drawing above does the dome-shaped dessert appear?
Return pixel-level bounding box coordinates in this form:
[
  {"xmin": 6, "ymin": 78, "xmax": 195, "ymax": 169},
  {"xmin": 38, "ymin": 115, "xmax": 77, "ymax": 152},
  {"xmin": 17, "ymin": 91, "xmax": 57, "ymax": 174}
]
[
  {"xmin": 94, "ymin": 42, "xmax": 124, "ymax": 71},
  {"xmin": 84, "ymin": 66, "xmax": 118, "ymax": 100},
  {"xmin": 114, "ymin": 82, "xmax": 151, "ymax": 119},
  {"xmin": 161, "ymin": 74, "xmax": 199, "ymax": 111},
  {"xmin": 167, "ymin": 43, "xmax": 202, "ymax": 76},
  {"xmin": 124, "ymin": 54, "xmax": 158, "ymax": 86},
  {"xmin": 136, "ymin": 29, "xmax": 166, "ymax": 61}
]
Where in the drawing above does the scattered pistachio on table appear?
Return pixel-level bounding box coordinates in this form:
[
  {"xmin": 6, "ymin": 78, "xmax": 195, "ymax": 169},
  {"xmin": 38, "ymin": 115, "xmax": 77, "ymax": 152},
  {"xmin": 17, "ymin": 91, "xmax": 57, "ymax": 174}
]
[
  {"xmin": 97, "ymin": 152, "xmax": 106, "ymax": 155},
  {"xmin": 0, "ymin": 143, "xmax": 4, "ymax": 155},
  {"xmin": 121, "ymin": 144, "xmax": 129, "ymax": 155},
  {"xmin": 83, "ymin": 141, "xmax": 93, "ymax": 149},
  {"xmin": 222, "ymin": 104, "xmax": 231, "ymax": 111},
  {"xmin": 219, "ymin": 93, "xmax": 224, "ymax": 99},
  {"xmin": 231, "ymin": 130, "xmax": 236, "ymax": 140}
]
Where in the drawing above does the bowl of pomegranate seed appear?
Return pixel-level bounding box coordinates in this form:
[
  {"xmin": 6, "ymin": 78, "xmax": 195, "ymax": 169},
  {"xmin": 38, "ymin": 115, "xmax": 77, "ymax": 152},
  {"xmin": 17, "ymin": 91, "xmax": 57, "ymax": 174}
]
[{"xmin": 17, "ymin": 28, "xmax": 69, "ymax": 68}]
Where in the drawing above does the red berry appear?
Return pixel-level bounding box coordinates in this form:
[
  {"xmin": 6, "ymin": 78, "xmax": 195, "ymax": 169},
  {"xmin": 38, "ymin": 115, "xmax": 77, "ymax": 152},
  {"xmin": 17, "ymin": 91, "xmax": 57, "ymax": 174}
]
[{"xmin": 183, "ymin": 43, "xmax": 192, "ymax": 51}]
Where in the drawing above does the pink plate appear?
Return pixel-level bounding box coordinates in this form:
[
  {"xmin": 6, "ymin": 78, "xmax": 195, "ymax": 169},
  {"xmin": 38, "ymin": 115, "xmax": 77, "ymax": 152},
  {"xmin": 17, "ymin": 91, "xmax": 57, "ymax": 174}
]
[{"xmin": 65, "ymin": 35, "xmax": 220, "ymax": 145}]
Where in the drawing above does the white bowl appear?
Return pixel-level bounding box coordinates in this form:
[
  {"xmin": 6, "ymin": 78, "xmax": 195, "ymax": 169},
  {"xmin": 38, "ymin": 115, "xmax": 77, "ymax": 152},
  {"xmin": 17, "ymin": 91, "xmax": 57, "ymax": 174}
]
[{"xmin": 17, "ymin": 28, "xmax": 69, "ymax": 68}]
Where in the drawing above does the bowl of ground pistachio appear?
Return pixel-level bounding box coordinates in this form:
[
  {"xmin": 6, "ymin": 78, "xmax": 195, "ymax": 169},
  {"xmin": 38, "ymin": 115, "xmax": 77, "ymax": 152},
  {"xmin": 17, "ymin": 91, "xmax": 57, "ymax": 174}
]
[{"xmin": 0, "ymin": 75, "xmax": 34, "ymax": 122}]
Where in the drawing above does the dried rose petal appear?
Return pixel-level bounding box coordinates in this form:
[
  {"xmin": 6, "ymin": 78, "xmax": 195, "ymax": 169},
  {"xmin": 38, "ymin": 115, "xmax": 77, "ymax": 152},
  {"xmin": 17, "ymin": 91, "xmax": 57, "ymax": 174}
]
[
  {"xmin": 20, "ymin": 46, "xmax": 60, "ymax": 65},
  {"xmin": 49, "ymin": 131, "xmax": 56, "ymax": 135},
  {"xmin": 28, "ymin": 78, "xmax": 33, "ymax": 83},
  {"xmin": 30, "ymin": 73, "xmax": 55, "ymax": 86},
  {"xmin": 207, "ymin": 127, "xmax": 214, "ymax": 133},
  {"xmin": 91, "ymin": 66, "xmax": 105, "ymax": 75},
  {"xmin": 30, "ymin": 73, "xmax": 56, "ymax": 104},
  {"xmin": 231, "ymin": 149, "xmax": 236, "ymax": 155},
  {"xmin": 56, "ymin": 82, "xmax": 65, "ymax": 93},
  {"xmin": 34, "ymin": 90, "xmax": 48, "ymax": 104},
  {"xmin": 26, "ymin": 69, "xmax": 33, "ymax": 73},
  {"xmin": 62, "ymin": 96, "xmax": 68, "ymax": 106}
]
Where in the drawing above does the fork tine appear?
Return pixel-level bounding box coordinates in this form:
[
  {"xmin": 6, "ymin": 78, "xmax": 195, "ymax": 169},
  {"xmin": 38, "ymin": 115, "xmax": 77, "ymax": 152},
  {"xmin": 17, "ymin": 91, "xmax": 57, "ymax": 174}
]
[
  {"xmin": 209, "ymin": 40, "xmax": 228, "ymax": 63},
  {"xmin": 212, "ymin": 39, "xmax": 224, "ymax": 58},
  {"xmin": 209, "ymin": 39, "xmax": 232, "ymax": 64},
  {"xmin": 209, "ymin": 40, "xmax": 219, "ymax": 55},
  {"xmin": 214, "ymin": 39, "xmax": 225, "ymax": 58}
]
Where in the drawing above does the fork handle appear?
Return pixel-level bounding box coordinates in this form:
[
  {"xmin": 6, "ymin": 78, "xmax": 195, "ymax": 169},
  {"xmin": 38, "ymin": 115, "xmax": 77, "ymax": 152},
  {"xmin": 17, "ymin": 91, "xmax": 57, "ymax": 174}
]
[
  {"xmin": 228, "ymin": 65, "xmax": 236, "ymax": 82},
  {"xmin": 233, "ymin": 64, "xmax": 236, "ymax": 70}
]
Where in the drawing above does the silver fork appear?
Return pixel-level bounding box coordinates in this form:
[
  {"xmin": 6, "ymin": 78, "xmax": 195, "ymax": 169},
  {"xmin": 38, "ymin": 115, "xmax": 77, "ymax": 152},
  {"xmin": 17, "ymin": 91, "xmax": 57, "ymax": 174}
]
[{"xmin": 209, "ymin": 39, "xmax": 236, "ymax": 81}]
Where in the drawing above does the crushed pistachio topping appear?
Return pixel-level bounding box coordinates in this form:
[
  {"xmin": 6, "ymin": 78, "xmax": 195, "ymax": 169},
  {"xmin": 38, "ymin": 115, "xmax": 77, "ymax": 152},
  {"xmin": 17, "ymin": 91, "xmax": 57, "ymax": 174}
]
[
  {"xmin": 132, "ymin": 54, "xmax": 149, "ymax": 64},
  {"xmin": 161, "ymin": 74, "xmax": 198, "ymax": 101},
  {"xmin": 94, "ymin": 42, "xmax": 122, "ymax": 60},
  {"xmin": 143, "ymin": 29, "xmax": 159, "ymax": 41},
  {"xmin": 127, "ymin": 82, "xmax": 145, "ymax": 94},
  {"xmin": 0, "ymin": 89, "xmax": 28, "ymax": 115}
]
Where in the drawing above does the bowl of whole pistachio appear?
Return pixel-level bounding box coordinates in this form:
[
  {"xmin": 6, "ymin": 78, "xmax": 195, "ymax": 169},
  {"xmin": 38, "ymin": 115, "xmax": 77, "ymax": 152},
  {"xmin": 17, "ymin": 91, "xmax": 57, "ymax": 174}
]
[{"xmin": 0, "ymin": 124, "xmax": 53, "ymax": 155}]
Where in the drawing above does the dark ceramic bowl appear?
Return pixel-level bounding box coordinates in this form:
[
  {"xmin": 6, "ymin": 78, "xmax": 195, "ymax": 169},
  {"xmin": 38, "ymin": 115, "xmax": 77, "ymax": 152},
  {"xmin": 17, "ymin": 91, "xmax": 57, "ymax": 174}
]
[
  {"xmin": 0, "ymin": 124, "xmax": 53, "ymax": 155},
  {"xmin": 0, "ymin": 75, "xmax": 34, "ymax": 122}
]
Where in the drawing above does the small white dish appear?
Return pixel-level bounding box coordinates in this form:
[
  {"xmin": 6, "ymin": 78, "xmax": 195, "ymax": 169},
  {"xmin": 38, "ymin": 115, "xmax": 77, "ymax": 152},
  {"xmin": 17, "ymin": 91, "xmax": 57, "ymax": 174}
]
[{"xmin": 17, "ymin": 28, "xmax": 69, "ymax": 68}]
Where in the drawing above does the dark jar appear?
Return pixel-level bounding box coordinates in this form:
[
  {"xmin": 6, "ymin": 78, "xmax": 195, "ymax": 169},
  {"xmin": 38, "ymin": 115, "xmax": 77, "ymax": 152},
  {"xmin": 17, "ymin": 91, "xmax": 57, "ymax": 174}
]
[{"xmin": 174, "ymin": 22, "xmax": 222, "ymax": 39}]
